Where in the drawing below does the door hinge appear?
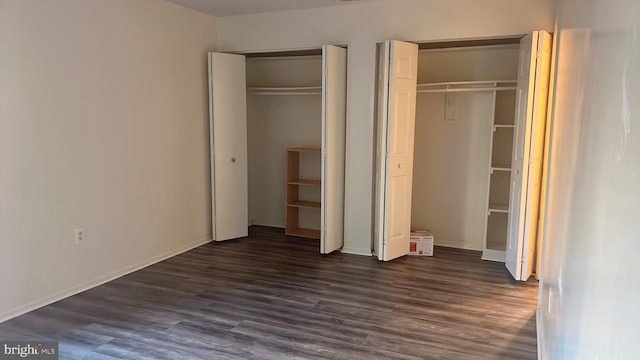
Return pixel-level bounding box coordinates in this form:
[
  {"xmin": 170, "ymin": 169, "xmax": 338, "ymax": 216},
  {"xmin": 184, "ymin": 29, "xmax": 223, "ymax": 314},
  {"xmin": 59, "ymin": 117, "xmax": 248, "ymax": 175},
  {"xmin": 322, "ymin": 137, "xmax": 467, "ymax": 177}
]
[
  {"xmin": 536, "ymin": 51, "xmax": 542, "ymax": 59},
  {"xmin": 322, "ymin": 67, "xmax": 328, "ymax": 77},
  {"xmin": 211, "ymin": 146, "xmax": 215, "ymax": 154}
]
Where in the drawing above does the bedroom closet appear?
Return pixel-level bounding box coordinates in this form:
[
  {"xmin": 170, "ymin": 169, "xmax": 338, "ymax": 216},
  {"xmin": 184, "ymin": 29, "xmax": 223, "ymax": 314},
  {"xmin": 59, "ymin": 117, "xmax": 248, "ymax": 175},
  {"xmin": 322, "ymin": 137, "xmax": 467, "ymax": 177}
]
[
  {"xmin": 207, "ymin": 46, "xmax": 347, "ymax": 254},
  {"xmin": 374, "ymin": 32, "xmax": 552, "ymax": 281}
]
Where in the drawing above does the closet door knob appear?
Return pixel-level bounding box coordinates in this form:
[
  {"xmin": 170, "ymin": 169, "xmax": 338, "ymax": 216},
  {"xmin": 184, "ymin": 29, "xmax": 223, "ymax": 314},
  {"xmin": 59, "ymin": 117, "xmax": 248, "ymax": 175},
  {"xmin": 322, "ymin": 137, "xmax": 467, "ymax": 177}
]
[
  {"xmin": 398, "ymin": 163, "xmax": 402, "ymax": 169},
  {"xmin": 231, "ymin": 157, "xmax": 236, "ymax": 163}
]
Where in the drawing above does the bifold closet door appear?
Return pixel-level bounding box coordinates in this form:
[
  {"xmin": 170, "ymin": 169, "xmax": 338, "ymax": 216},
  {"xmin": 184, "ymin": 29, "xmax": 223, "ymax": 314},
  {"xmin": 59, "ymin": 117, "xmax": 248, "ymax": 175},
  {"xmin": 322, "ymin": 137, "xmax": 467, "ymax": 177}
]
[
  {"xmin": 320, "ymin": 45, "xmax": 347, "ymax": 254},
  {"xmin": 506, "ymin": 31, "xmax": 552, "ymax": 280},
  {"xmin": 208, "ymin": 52, "xmax": 248, "ymax": 241},
  {"xmin": 374, "ymin": 40, "xmax": 419, "ymax": 261}
]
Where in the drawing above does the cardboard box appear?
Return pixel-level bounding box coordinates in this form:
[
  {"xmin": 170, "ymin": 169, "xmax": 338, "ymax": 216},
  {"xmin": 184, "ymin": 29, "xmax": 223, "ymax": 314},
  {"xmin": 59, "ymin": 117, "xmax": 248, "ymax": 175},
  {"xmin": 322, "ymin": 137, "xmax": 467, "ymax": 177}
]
[{"xmin": 409, "ymin": 230, "xmax": 434, "ymax": 256}]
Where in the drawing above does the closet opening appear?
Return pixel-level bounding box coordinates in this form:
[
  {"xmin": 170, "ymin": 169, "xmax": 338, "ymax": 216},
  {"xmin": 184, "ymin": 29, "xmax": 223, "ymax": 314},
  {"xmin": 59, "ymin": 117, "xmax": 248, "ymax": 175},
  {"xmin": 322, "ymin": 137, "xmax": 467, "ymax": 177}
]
[
  {"xmin": 373, "ymin": 33, "xmax": 552, "ymax": 282},
  {"xmin": 207, "ymin": 46, "xmax": 347, "ymax": 255},
  {"xmin": 412, "ymin": 42, "xmax": 520, "ymax": 263},
  {"xmin": 245, "ymin": 52, "xmax": 325, "ymax": 240}
]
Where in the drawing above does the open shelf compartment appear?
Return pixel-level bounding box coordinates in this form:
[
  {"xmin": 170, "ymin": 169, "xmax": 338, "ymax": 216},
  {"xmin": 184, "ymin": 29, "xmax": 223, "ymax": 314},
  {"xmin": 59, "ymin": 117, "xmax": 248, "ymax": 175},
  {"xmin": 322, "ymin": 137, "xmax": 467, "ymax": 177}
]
[{"xmin": 286, "ymin": 148, "xmax": 321, "ymax": 239}]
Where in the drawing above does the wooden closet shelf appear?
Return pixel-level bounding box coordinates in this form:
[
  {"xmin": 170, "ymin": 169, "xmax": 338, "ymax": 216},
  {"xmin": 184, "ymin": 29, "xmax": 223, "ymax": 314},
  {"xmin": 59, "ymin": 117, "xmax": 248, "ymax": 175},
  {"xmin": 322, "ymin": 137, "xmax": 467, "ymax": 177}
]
[
  {"xmin": 288, "ymin": 179, "xmax": 321, "ymax": 186},
  {"xmin": 288, "ymin": 147, "xmax": 321, "ymax": 153},
  {"xmin": 287, "ymin": 200, "xmax": 321, "ymax": 209},
  {"xmin": 286, "ymin": 227, "xmax": 321, "ymax": 239}
]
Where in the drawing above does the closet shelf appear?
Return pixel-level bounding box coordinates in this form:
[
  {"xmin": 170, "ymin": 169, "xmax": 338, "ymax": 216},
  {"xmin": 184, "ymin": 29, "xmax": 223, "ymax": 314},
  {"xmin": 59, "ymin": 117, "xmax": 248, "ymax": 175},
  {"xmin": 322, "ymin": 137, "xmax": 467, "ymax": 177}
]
[
  {"xmin": 286, "ymin": 227, "xmax": 321, "ymax": 239},
  {"xmin": 489, "ymin": 203, "xmax": 509, "ymax": 213},
  {"xmin": 491, "ymin": 164, "xmax": 512, "ymax": 172},
  {"xmin": 288, "ymin": 179, "xmax": 321, "ymax": 186},
  {"xmin": 288, "ymin": 147, "xmax": 321, "ymax": 153},
  {"xmin": 287, "ymin": 200, "xmax": 321, "ymax": 209},
  {"xmin": 417, "ymin": 80, "xmax": 517, "ymax": 93},
  {"xmin": 286, "ymin": 148, "xmax": 322, "ymax": 240},
  {"xmin": 247, "ymin": 86, "xmax": 322, "ymax": 96}
]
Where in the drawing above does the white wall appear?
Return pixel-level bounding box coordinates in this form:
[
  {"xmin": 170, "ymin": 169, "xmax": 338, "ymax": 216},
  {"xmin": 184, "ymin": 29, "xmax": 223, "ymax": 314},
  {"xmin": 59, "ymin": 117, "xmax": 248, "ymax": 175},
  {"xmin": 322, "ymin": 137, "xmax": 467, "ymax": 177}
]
[
  {"xmin": 218, "ymin": 0, "xmax": 556, "ymax": 254},
  {"xmin": 0, "ymin": 0, "xmax": 217, "ymax": 321},
  {"xmin": 538, "ymin": 0, "xmax": 640, "ymax": 357}
]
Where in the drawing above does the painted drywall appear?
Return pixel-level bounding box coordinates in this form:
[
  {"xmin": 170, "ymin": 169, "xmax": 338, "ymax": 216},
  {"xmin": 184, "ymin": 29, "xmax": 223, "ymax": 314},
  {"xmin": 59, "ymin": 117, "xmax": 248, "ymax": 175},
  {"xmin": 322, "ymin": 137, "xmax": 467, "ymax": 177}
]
[
  {"xmin": 416, "ymin": 46, "xmax": 520, "ymax": 84},
  {"xmin": 538, "ymin": 0, "xmax": 640, "ymax": 357},
  {"xmin": 246, "ymin": 56, "xmax": 322, "ymax": 229},
  {"xmin": 412, "ymin": 46, "xmax": 518, "ymax": 251},
  {"xmin": 0, "ymin": 0, "xmax": 217, "ymax": 321},
  {"xmin": 217, "ymin": 0, "xmax": 556, "ymax": 255}
]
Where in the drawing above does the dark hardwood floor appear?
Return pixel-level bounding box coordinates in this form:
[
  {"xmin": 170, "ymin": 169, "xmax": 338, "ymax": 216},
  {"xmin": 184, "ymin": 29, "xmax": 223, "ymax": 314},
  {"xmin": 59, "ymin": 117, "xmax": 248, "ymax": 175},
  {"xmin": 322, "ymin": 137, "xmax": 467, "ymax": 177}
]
[{"xmin": 0, "ymin": 226, "xmax": 539, "ymax": 359}]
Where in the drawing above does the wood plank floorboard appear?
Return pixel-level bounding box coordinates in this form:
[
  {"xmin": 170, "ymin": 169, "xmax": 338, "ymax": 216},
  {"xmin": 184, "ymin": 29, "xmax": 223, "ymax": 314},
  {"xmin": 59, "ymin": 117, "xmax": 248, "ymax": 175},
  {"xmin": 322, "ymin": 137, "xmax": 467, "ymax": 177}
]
[{"xmin": 0, "ymin": 226, "xmax": 538, "ymax": 359}]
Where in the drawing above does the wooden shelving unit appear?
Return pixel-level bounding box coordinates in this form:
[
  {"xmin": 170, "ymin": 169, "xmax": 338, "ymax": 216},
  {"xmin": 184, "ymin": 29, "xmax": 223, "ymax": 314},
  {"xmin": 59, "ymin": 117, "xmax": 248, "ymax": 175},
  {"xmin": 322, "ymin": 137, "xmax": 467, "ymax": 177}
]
[{"xmin": 286, "ymin": 148, "xmax": 321, "ymax": 239}]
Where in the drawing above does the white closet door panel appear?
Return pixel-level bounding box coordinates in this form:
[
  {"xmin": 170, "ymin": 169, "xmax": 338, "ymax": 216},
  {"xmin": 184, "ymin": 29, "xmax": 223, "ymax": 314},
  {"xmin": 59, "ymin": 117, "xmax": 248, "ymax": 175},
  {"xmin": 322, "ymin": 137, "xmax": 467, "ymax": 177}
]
[
  {"xmin": 374, "ymin": 43, "xmax": 391, "ymax": 259},
  {"xmin": 380, "ymin": 40, "xmax": 419, "ymax": 261},
  {"xmin": 506, "ymin": 34, "xmax": 536, "ymax": 279},
  {"xmin": 208, "ymin": 52, "xmax": 248, "ymax": 241},
  {"xmin": 521, "ymin": 31, "xmax": 553, "ymax": 279},
  {"xmin": 506, "ymin": 31, "xmax": 552, "ymax": 280},
  {"xmin": 321, "ymin": 45, "xmax": 347, "ymax": 254},
  {"xmin": 536, "ymin": 30, "xmax": 559, "ymax": 280}
]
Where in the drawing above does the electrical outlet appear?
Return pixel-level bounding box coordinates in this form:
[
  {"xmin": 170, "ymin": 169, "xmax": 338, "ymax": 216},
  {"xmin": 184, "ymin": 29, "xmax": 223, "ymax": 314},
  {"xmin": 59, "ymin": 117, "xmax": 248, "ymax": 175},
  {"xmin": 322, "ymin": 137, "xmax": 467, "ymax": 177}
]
[{"xmin": 75, "ymin": 228, "xmax": 85, "ymax": 245}]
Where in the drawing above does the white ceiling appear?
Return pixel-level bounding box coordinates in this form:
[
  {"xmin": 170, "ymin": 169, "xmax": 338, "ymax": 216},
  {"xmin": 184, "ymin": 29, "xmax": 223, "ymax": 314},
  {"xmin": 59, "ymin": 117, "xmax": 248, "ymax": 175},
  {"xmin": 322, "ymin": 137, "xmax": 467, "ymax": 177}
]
[{"xmin": 165, "ymin": 0, "xmax": 380, "ymax": 17}]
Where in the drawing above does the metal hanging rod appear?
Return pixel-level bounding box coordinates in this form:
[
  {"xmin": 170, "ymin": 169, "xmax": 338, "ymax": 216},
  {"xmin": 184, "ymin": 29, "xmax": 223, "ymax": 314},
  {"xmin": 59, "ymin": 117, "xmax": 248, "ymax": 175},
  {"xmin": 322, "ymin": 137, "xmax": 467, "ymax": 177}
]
[
  {"xmin": 417, "ymin": 80, "xmax": 517, "ymax": 93},
  {"xmin": 248, "ymin": 92, "xmax": 322, "ymax": 96},
  {"xmin": 418, "ymin": 87, "xmax": 516, "ymax": 93},
  {"xmin": 247, "ymin": 86, "xmax": 322, "ymax": 96}
]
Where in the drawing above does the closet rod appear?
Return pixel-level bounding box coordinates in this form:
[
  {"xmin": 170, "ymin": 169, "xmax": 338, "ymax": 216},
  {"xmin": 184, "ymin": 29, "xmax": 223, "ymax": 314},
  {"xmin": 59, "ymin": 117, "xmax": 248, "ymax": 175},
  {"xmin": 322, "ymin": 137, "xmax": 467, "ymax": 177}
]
[
  {"xmin": 417, "ymin": 80, "xmax": 516, "ymax": 87},
  {"xmin": 247, "ymin": 86, "xmax": 322, "ymax": 91},
  {"xmin": 417, "ymin": 86, "xmax": 516, "ymax": 93},
  {"xmin": 249, "ymin": 92, "xmax": 322, "ymax": 96}
]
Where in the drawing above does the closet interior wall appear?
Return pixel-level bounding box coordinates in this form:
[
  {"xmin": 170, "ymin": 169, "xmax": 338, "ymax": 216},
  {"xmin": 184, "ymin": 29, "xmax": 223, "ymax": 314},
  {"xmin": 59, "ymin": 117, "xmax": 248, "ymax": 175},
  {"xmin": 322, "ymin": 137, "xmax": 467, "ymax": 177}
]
[
  {"xmin": 246, "ymin": 56, "xmax": 322, "ymax": 230},
  {"xmin": 412, "ymin": 45, "xmax": 519, "ymax": 251}
]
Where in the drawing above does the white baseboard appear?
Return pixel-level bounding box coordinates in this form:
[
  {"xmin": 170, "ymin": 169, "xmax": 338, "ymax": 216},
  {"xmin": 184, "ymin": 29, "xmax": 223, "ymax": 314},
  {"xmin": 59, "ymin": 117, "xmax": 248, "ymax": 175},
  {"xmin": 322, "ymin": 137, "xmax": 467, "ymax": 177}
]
[
  {"xmin": 341, "ymin": 247, "xmax": 373, "ymax": 256},
  {"xmin": 0, "ymin": 236, "xmax": 212, "ymax": 324},
  {"xmin": 435, "ymin": 239, "xmax": 482, "ymax": 251}
]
